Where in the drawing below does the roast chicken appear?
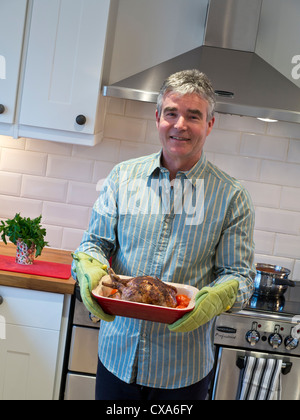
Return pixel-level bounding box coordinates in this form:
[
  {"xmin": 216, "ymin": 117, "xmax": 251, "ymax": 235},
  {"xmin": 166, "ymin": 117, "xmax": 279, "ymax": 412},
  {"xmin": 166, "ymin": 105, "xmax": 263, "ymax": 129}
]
[{"xmin": 102, "ymin": 268, "xmax": 178, "ymax": 308}]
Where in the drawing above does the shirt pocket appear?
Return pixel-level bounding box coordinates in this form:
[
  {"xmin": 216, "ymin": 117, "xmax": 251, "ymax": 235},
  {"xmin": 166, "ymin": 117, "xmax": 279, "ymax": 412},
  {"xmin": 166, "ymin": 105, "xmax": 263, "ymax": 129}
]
[{"xmin": 176, "ymin": 220, "xmax": 221, "ymax": 267}]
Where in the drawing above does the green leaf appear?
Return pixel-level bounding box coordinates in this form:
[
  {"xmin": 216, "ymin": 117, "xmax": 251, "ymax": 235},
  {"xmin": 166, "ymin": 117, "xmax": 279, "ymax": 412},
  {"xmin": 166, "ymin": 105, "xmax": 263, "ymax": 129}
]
[{"xmin": 0, "ymin": 213, "xmax": 49, "ymax": 258}]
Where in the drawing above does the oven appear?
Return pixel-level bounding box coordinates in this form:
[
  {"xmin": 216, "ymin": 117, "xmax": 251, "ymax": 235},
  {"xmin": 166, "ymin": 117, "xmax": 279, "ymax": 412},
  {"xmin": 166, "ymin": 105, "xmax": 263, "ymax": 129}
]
[
  {"xmin": 212, "ymin": 283, "xmax": 300, "ymax": 400},
  {"xmin": 63, "ymin": 288, "xmax": 100, "ymax": 400}
]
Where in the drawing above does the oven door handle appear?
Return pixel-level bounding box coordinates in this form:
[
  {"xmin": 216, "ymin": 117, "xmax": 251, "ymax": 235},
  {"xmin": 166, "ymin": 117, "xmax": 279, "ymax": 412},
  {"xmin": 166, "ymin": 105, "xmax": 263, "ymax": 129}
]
[{"xmin": 236, "ymin": 356, "xmax": 292, "ymax": 375}]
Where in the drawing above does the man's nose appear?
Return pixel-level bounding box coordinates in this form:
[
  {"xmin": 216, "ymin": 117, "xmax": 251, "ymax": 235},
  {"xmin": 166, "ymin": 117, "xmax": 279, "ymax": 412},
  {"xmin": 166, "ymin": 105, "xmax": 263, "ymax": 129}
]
[{"xmin": 174, "ymin": 116, "xmax": 187, "ymax": 130}]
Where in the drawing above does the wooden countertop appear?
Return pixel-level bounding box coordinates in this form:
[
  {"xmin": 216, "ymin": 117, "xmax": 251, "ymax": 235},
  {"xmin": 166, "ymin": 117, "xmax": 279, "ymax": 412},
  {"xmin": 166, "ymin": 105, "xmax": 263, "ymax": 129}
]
[{"xmin": 0, "ymin": 242, "xmax": 75, "ymax": 294}]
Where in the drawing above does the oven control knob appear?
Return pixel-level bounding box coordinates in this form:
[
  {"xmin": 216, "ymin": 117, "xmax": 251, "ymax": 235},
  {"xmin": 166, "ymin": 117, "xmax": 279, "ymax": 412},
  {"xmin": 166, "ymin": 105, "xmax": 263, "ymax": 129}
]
[
  {"xmin": 284, "ymin": 336, "xmax": 299, "ymax": 351},
  {"xmin": 268, "ymin": 333, "xmax": 282, "ymax": 349},
  {"xmin": 246, "ymin": 329, "xmax": 260, "ymax": 346},
  {"xmin": 291, "ymin": 325, "xmax": 300, "ymax": 340}
]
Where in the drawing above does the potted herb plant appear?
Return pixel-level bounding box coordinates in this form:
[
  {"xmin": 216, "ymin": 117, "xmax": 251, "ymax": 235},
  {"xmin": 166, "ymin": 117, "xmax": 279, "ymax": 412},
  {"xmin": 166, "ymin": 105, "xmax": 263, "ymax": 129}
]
[{"xmin": 0, "ymin": 213, "xmax": 49, "ymax": 265}]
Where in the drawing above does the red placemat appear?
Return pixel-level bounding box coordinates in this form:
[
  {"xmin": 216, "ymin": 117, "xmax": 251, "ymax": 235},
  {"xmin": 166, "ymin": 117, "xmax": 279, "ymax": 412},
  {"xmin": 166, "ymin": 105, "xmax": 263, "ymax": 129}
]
[{"xmin": 0, "ymin": 255, "xmax": 71, "ymax": 279}]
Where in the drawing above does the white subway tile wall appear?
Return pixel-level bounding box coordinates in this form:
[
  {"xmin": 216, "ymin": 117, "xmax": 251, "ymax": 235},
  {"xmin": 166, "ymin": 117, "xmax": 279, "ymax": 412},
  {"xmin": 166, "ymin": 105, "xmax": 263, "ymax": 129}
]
[{"xmin": 0, "ymin": 97, "xmax": 299, "ymax": 280}]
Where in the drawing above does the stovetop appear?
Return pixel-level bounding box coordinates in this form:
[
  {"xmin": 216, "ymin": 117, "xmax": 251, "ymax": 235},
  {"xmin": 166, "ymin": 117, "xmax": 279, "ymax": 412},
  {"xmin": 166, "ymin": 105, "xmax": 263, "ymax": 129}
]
[
  {"xmin": 245, "ymin": 282, "xmax": 300, "ymax": 318},
  {"xmin": 214, "ymin": 283, "xmax": 300, "ymax": 356}
]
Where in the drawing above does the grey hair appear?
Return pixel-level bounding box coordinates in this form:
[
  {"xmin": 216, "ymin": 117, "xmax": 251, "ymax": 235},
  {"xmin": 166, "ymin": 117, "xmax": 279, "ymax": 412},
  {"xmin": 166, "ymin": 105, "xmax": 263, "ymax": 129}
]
[{"xmin": 156, "ymin": 69, "xmax": 216, "ymax": 121}]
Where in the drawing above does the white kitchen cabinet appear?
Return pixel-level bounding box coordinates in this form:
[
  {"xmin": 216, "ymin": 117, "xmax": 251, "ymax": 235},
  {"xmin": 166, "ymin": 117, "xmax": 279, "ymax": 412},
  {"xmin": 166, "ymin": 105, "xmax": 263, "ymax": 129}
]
[
  {"xmin": 0, "ymin": 286, "xmax": 65, "ymax": 400},
  {"xmin": 18, "ymin": 0, "xmax": 112, "ymax": 145},
  {"xmin": 0, "ymin": 0, "xmax": 28, "ymax": 134}
]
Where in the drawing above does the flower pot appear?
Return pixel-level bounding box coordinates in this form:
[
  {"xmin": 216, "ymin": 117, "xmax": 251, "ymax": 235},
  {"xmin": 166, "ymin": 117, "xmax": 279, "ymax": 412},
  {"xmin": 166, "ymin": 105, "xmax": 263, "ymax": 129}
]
[{"xmin": 15, "ymin": 239, "xmax": 36, "ymax": 265}]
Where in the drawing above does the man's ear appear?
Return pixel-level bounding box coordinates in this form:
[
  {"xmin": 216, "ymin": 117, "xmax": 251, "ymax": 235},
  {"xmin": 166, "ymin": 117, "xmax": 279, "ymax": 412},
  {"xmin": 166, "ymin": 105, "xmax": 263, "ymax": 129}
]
[
  {"xmin": 155, "ymin": 109, "xmax": 160, "ymax": 129},
  {"xmin": 206, "ymin": 116, "xmax": 215, "ymax": 136}
]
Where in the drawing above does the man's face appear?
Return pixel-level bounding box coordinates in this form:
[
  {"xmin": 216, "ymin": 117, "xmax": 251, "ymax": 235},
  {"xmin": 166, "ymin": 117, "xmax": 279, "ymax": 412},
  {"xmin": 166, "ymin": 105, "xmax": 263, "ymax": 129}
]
[{"xmin": 156, "ymin": 92, "xmax": 214, "ymax": 171}]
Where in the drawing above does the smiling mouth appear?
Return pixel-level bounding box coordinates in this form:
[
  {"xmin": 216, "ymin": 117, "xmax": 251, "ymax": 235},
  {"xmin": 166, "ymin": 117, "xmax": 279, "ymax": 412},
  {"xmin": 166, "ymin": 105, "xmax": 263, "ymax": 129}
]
[{"xmin": 170, "ymin": 136, "xmax": 190, "ymax": 141}]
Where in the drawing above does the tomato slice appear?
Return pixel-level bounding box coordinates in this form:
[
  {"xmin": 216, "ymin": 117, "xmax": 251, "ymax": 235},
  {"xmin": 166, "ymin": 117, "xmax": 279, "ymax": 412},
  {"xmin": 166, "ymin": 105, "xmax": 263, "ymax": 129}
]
[
  {"xmin": 176, "ymin": 294, "xmax": 190, "ymax": 308},
  {"xmin": 108, "ymin": 288, "xmax": 118, "ymax": 297}
]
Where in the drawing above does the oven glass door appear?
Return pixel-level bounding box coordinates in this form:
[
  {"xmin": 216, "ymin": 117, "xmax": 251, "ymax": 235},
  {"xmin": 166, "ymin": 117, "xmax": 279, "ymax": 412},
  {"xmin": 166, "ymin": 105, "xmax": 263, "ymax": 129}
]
[{"xmin": 212, "ymin": 347, "xmax": 300, "ymax": 400}]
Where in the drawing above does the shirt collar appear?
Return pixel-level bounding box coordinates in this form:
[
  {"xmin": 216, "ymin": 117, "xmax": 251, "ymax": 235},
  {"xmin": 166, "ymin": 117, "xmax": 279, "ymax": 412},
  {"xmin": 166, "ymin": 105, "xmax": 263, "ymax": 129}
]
[
  {"xmin": 147, "ymin": 150, "xmax": 207, "ymax": 187},
  {"xmin": 182, "ymin": 152, "xmax": 207, "ymax": 187},
  {"xmin": 146, "ymin": 150, "xmax": 163, "ymax": 177}
]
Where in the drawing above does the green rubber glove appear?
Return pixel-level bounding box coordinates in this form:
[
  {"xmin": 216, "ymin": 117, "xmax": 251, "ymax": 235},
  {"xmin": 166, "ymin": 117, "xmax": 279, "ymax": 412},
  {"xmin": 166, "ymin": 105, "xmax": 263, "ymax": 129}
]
[
  {"xmin": 168, "ymin": 280, "xmax": 239, "ymax": 333},
  {"xmin": 72, "ymin": 252, "xmax": 115, "ymax": 322}
]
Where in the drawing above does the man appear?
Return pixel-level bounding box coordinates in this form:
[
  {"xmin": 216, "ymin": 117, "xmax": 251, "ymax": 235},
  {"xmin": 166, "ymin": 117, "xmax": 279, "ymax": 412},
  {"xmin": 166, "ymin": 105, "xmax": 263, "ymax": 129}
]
[{"xmin": 73, "ymin": 69, "xmax": 255, "ymax": 400}]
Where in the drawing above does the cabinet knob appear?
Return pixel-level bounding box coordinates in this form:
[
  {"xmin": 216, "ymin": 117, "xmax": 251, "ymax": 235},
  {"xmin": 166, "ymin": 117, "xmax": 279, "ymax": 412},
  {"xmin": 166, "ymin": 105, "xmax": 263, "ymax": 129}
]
[
  {"xmin": 0, "ymin": 295, "xmax": 3, "ymax": 305},
  {"xmin": 76, "ymin": 114, "xmax": 86, "ymax": 125},
  {"xmin": 0, "ymin": 104, "xmax": 5, "ymax": 114}
]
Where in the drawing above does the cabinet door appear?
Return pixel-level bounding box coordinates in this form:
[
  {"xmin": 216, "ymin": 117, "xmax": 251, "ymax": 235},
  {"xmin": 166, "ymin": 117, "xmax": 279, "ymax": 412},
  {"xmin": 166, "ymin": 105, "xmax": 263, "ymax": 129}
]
[
  {"xmin": 0, "ymin": 0, "xmax": 27, "ymax": 126},
  {"xmin": 0, "ymin": 286, "xmax": 64, "ymax": 400},
  {"xmin": 19, "ymin": 0, "xmax": 111, "ymax": 135},
  {"xmin": 0, "ymin": 324, "xmax": 60, "ymax": 400},
  {"xmin": 0, "ymin": 286, "xmax": 63, "ymax": 330}
]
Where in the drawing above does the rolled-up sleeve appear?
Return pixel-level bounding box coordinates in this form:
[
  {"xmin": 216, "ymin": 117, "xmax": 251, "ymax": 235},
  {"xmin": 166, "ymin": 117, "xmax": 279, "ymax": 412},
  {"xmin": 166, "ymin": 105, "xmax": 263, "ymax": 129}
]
[{"xmin": 71, "ymin": 167, "xmax": 119, "ymax": 278}]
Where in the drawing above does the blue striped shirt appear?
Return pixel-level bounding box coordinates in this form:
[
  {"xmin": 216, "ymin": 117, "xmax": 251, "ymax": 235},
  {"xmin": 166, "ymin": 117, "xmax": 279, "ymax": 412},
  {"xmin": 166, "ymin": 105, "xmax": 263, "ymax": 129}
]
[{"xmin": 74, "ymin": 150, "xmax": 255, "ymax": 388}]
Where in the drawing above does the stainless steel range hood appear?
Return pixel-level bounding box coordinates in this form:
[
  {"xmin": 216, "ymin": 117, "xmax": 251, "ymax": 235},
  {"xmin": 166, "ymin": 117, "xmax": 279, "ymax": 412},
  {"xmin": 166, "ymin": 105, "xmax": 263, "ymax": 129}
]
[{"xmin": 103, "ymin": 0, "xmax": 300, "ymax": 124}]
